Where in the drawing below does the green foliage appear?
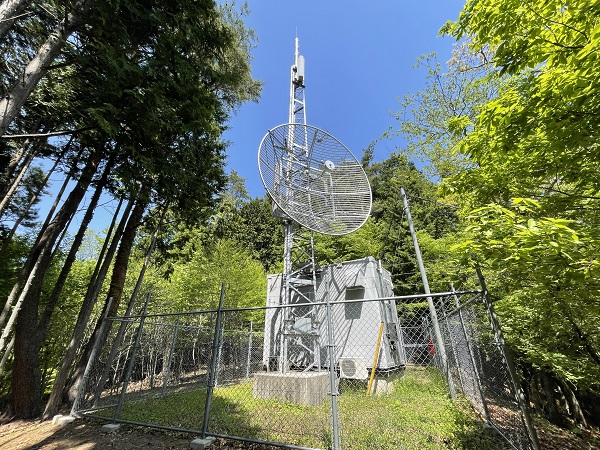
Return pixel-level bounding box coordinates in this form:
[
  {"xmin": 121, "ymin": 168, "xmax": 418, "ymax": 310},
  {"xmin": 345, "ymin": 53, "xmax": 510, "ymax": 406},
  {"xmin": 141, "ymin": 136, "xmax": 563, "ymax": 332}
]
[
  {"xmin": 451, "ymin": 199, "xmax": 600, "ymax": 390},
  {"xmin": 443, "ymin": 1, "xmax": 600, "ymax": 210},
  {"xmin": 0, "ymin": 1, "xmax": 262, "ymax": 418},
  {"xmin": 433, "ymin": 0, "xmax": 600, "ymax": 419},
  {"xmin": 156, "ymin": 238, "xmax": 266, "ymax": 326},
  {"xmin": 314, "ymin": 218, "xmax": 382, "ymax": 265},
  {"xmin": 386, "ymin": 43, "xmax": 499, "ymax": 180},
  {"xmin": 39, "ymin": 259, "xmax": 99, "ymax": 392},
  {"xmin": 234, "ymin": 197, "xmax": 284, "ymax": 272},
  {"xmin": 361, "ymin": 151, "xmax": 460, "ymax": 294},
  {"xmin": 66, "ymin": 0, "xmax": 260, "ymax": 218},
  {"xmin": 1, "ymin": 166, "xmax": 48, "ymax": 229},
  {"xmin": 0, "ymin": 235, "xmax": 30, "ymax": 300}
]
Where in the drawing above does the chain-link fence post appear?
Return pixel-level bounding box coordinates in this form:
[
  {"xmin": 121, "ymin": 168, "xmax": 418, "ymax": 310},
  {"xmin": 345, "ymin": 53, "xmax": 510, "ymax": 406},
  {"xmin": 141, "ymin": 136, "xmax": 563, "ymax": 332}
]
[
  {"xmin": 451, "ymin": 284, "xmax": 491, "ymax": 423},
  {"xmin": 114, "ymin": 292, "xmax": 151, "ymax": 420},
  {"xmin": 202, "ymin": 284, "xmax": 225, "ymax": 439},
  {"xmin": 245, "ymin": 321, "xmax": 253, "ymax": 381},
  {"xmin": 325, "ymin": 267, "xmax": 341, "ymax": 450},
  {"xmin": 71, "ymin": 297, "xmax": 113, "ymax": 417},
  {"xmin": 213, "ymin": 321, "xmax": 224, "ymax": 387},
  {"xmin": 476, "ymin": 268, "xmax": 540, "ymax": 450}
]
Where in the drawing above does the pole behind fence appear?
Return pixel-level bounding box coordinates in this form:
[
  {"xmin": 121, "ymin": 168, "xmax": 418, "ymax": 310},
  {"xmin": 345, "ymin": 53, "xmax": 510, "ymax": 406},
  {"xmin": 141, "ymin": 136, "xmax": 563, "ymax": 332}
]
[
  {"xmin": 202, "ymin": 284, "xmax": 225, "ymax": 439},
  {"xmin": 401, "ymin": 186, "xmax": 456, "ymax": 398}
]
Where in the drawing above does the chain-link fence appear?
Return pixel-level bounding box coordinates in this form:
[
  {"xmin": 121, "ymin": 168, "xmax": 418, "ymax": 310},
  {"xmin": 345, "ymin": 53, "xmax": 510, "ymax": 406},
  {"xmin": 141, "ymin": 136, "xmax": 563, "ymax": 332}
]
[
  {"xmin": 397, "ymin": 284, "xmax": 539, "ymax": 450},
  {"xmin": 73, "ymin": 283, "xmax": 537, "ymax": 450}
]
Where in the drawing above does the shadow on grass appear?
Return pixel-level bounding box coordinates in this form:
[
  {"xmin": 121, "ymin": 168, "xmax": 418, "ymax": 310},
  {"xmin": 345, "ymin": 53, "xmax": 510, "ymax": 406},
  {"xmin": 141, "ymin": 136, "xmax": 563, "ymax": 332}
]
[{"xmin": 91, "ymin": 381, "xmax": 329, "ymax": 448}]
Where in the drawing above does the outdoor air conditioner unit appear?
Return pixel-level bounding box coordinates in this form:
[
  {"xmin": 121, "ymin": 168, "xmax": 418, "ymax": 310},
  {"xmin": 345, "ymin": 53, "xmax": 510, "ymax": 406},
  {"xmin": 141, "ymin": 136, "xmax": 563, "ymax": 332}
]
[{"xmin": 339, "ymin": 357, "xmax": 368, "ymax": 380}]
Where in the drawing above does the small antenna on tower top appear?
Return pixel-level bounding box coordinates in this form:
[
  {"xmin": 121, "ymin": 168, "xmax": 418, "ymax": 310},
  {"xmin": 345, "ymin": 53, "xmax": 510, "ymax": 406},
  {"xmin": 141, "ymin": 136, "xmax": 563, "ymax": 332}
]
[
  {"xmin": 294, "ymin": 35, "xmax": 299, "ymax": 64},
  {"xmin": 289, "ymin": 36, "xmax": 306, "ymax": 124},
  {"xmin": 292, "ymin": 37, "xmax": 305, "ymax": 88}
]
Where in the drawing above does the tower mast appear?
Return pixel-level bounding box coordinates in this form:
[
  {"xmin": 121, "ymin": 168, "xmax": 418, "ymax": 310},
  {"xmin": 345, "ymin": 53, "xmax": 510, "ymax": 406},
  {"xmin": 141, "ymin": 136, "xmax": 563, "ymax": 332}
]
[
  {"xmin": 289, "ymin": 37, "xmax": 306, "ymax": 125},
  {"xmin": 280, "ymin": 38, "xmax": 320, "ymax": 374}
]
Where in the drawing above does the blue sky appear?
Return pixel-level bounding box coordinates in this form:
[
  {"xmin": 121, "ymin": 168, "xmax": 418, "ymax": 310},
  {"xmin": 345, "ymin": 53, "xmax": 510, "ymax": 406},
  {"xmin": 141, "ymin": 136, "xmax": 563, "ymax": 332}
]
[{"xmin": 223, "ymin": 1, "xmax": 465, "ymax": 198}]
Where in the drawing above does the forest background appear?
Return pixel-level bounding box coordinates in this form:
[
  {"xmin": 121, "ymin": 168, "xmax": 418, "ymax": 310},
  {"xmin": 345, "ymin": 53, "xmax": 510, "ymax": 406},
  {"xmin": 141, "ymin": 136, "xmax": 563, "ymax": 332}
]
[{"xmin": 0, "ymin": 0, "xmax": 598, "ymax": 440}]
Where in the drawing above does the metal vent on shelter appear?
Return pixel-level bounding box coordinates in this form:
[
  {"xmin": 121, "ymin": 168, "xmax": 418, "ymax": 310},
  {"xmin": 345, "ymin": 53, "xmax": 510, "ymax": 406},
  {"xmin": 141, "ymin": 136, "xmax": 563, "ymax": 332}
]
[{"xmin": 258, "ymin": 123, "xmax": 372, "ymax": 236}]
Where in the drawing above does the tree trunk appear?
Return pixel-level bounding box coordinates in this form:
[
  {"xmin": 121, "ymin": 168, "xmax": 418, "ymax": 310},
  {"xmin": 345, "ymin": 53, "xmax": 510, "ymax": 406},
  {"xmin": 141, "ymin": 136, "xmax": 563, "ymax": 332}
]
[
  {"xmin": 559, "ymin": 379, "xmax": 588, "ymax": 427},
  {"xmin": 0, "ymin": 145, "xmax": 34, "ymax": 218},
  {"xmin": 0, "ymin": 118, "xmax": 45, "ymax": 200},
  {"xmin": 11, "ymin": 278, "xmax": 43, "ymax": 417},
  {"xmin": 529, "ymin": 371, "xmax": 543, "ymax": 415},
  {"xmin": 568, "ymin": 315, "xmax": 600, "ymax": 367},
  {"xmin": 9, "ymin": 148, "xmax": 101, "ymax": 418},
  {"xmin": 82, "ymin": 196, "xmax": 126, "ymax": 301},
  {"xmin": 0, "ymin": 0, "xmax": 29, "ymax": 39},
  {"xmin": 38, "ymin": 158, "xmax": 113, "ymax": 341},
  {"xmin": 86, "ymin": 207, "xmax": 163, "ymax": 405},
  {"xmin": 0, "ymin": 154, "xmax": 76, "ymax": 333},
  {"xmin": 0, "ymin": 0, "xmax": 92, "ymax": 135},
  {"xmin": 0, "ymin": 144, "xmax": 64, "ymax": 254},
  {"xmin": 0, "ymin": 334, "xmax": 15, "ymax": 373},
  {"xmin": 0, "ymin": 137, "xmax": 31, "ymax": 201},
  {"xmin": 0, "ymin": 193, "xmax": 75, "ymax": 356},
  {"xmin": 540, "ymin": 370, "xmax": 570, "ymax": 427},
  {"xmin": 108, "ymin": 193, "xmax": 149, "ymax": 316},
  {"xmin": 67, "ymin": 190, "xmax": 148, "ymax": 402},
  {"xmin": 42, "ymin": 194, "xmax": 132, "ymax": 418}
]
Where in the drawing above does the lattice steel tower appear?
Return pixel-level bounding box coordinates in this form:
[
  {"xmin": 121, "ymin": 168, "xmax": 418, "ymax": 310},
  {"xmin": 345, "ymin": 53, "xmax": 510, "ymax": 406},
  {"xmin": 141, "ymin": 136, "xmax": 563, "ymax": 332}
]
[{"xmin": 258, "ymin": 39, "xmax": 372, "ymax": 373}]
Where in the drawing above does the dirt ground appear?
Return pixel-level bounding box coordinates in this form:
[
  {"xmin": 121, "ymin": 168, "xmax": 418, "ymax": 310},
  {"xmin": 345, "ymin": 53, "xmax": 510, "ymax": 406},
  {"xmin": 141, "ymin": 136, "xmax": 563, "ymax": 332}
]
[
  {"xmin": 1, "ymin": 414, "xmax": 600, "ymax": 450},
  {"xmin": 0, "ymin": 417, "xmax": 279, "ymax": 450}
]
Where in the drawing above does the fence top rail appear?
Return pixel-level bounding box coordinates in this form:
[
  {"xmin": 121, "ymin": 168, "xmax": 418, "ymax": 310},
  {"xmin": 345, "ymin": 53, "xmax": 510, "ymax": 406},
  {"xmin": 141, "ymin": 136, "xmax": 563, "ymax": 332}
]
[
  {"xmin": 439, "ymin": 293, "xmax": 483, "ymax": 319},
  {"xmin": 107, "ymin": 289, "xmax": 482, "ymax": 320}
]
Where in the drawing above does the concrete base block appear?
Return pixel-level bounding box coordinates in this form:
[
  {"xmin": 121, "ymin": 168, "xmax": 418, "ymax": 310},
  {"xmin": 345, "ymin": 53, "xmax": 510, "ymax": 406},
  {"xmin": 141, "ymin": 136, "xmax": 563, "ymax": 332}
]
[
  {"xmin": 253, "ymin": 372, "xmax": 329, "ymax": 406},
  {"xmin": 370, "ymin": 377, "xmax": 394, "ymax": 395},
  {"xmin": 52, "ymin": 414, "xmax": 76, "ymax": 425},
  {"xmin": 190, "ymin": 436, "xmax": 216, "ymax": 449},
  {"xmin": 101, "ymin": 423, "xmax": 121, "ymax": 433}
]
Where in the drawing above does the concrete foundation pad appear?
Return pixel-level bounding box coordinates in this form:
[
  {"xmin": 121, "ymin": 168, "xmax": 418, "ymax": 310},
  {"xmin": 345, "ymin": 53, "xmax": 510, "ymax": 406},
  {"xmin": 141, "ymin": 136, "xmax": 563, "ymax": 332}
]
[
  {"xmin": 101, "ymin": 423, "xmax": 121, "ymax": 433},
  {"xmin": 370, "ymin": 377, "xmax": 394, "ymax": 395},
  {"xmin": 253, "ymin": 371, "xmax": 329, "ymax": 406},
  {"xmin": 52, "ymin": 414, "xmax": 76, "ymax": 425},
  {"xmin": 190, "ymin": 436, "xmax": 216, "ymax": 449}
]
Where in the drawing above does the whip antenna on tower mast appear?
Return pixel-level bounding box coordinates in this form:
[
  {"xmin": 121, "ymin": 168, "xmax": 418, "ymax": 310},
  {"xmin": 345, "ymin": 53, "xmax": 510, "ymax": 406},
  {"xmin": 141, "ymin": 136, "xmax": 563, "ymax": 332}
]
[{"xmin": 290, "ymin": 37, "xmax": 305, "ymax": 125}]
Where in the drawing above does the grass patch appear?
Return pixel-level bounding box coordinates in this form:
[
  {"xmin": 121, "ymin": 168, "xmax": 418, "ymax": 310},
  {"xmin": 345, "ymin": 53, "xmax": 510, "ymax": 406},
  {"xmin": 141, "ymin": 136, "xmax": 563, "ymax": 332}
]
[
  {"xmin": 338, "ymin": 367, "xmax": 508, "ymax": 449},
  {"xmin": 113, "ymin": 366, "xmax": 509, "ymax": 449}
]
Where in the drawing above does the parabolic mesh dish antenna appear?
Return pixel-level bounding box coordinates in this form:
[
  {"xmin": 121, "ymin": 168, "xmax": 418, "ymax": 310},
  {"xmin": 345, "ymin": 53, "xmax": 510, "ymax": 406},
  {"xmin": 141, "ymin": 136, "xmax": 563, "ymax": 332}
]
[{"xmin": 258, "ymin": 123, "xmax": 372, "ymax": 235}]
